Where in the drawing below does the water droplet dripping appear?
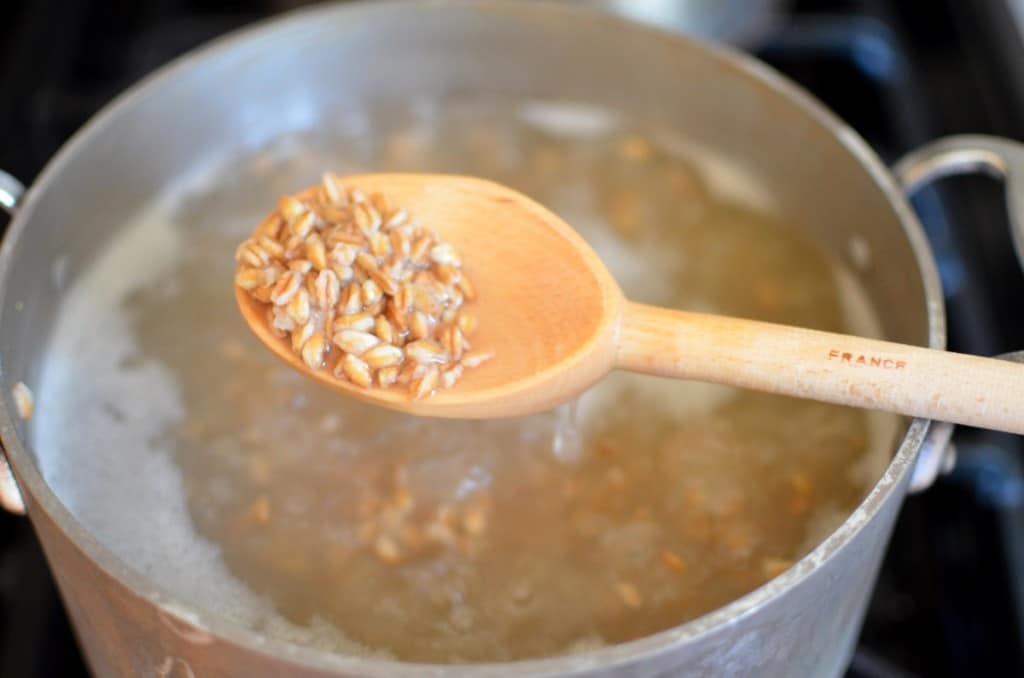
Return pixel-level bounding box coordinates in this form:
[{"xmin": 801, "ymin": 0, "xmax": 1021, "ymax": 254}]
[{"xmin": 552, "ymin": 400, "xmax": 584, "ymax": 464}]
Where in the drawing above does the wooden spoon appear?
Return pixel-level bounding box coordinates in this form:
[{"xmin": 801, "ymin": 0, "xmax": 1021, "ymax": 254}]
[{"xmin": 237, "ymin": 173, "xmax": 1024, "ymax": 433}]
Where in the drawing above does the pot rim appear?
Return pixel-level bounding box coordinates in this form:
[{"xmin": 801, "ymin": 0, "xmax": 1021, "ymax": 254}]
[{"xmin": 0, "ymin": 1, "xmax": 945, "ymax": 675}]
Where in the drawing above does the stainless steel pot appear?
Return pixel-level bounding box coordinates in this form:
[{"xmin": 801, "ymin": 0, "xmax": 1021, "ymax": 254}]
[
  {"xmin": 573, "ymin": 0, "xmax": 788, "ymax": 47},
  {"xmin": 0, "ymin": 2, "xmax": 1021, "ymax": 676}
]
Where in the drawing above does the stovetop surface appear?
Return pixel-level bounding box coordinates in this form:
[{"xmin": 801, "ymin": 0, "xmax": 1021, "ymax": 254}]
[{"xmin": 0, "ymin": 1, "xmax": 1022, "ymax": 676}]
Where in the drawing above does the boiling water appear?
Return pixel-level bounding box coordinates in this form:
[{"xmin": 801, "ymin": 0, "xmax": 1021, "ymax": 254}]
[{"xmin": 32, "ymin": 100, "xmax": 896, "ymax": 663}]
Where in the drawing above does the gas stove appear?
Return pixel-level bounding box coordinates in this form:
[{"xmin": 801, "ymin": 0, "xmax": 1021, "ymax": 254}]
[{"xmin": 0, "ymin": 1, "xmax": 1021, "ymax": 676}]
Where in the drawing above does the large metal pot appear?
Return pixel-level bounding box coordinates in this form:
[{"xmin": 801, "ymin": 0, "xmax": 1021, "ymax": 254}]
[{"xmin": 0, "ymin": 2, "xmax": 1021, "ymax": 676}]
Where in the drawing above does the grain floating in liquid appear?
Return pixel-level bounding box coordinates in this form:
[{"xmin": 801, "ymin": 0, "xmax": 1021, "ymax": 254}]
[{"xmin": 11, "ymin": 382, "xmax": 33, "ymax": 420}]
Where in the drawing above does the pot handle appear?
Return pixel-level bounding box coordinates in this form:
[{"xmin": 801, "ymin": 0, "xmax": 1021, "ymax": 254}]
[
  {"xmin": 0, "ymin": 170, "xmax": 27, "ymax": 514},
  {"xmin": 895, "ymin": 135, "xmax": 1024, "ymax": 493}
]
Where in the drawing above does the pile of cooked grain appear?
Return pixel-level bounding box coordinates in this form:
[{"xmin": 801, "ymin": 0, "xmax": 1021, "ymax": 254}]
[{"xmin": 234, "ymin": 174, "xmax": 491, "ymax": 399}]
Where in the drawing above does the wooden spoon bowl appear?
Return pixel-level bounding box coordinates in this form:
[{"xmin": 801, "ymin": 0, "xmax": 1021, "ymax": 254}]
[{"xmin": 237, "ymin": 174, "xmax": 621, "ymax": 418}]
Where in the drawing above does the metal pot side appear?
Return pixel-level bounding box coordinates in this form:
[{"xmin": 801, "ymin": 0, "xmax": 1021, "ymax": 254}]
[{"xmin": 0, "ymin": 2, "xmax": 947, "ymax": 676}]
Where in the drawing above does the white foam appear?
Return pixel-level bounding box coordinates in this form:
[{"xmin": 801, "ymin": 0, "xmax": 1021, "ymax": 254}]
[
  {"xmin": 519, "ymin": 101, "xmax": 621, "ymax": 139},
  {"xmin": 27, "ymin": 104, "xmax": 898, "ymax": 661},
  {"xmin": 651, "ymin": 129, "xmax": 779, "ymax": 216},
  {"xmin": 577, "ymin": 371, "xmax": 736, "ymax": 429},
  {"xmin": 31, "ymin": 196, "xmax": 385, "ymax": 658},
  {"xmin": 564, "ymin": 206, "xmax": 738, "ymax": 426},
  {"xmin": 576, "ymin": 213, "xmax": 683, "ymax": 304}
]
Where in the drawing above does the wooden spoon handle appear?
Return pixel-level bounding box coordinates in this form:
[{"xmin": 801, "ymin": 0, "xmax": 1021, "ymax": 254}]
[{"xmin": 617, "ymin": 301, "xmax": 1024, "ymax": 434}]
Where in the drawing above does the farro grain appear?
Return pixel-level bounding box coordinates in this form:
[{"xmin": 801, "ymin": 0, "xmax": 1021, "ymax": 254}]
[
  {"xmin": 287, "ymin": 259, "xmax": 313, "ymax": 274},
  {"xmin": 426, "ymin": 521, "xmax": 455, "ymax": 546},
  {"xmin": 450, "ymin": 327, "xmax": 466, "ymax": 361},
  {"xmin": 408, "ymin": 311, "xmax": 430, "ymax": 341},
  {"xmin": 384, "ymin": 207, "xmax": 409, "ymax": 229},
  {"xmin": 398, "ymin": 362, "xmax": 426, "ymax": 386},
  {"xmin": 354, "ymin": 203, "xmax": 381, "ymax": 236},
  {"xmin": 282, "ymin": 235, "xmax": 304, "ymax": 259},
  {"xmin": 385, "ymin": 300, "xmax": 408, "ymax": 333},
  {"xmin": 366, "ymin": 264, "xmax": 399, "ymax": 297},
  {"xmin": 370, "ymin": 191, "xmax": 390, "ymax": 217},
  {"xmin": 285, "ymin": 288, "xmax": 311, "ymax": 326},
  {"xmin": 258, "ymin": 236, "xmax": 285, "ymax": 259},
  {"xmin": 334, "ymin": 313, "xmax": 375, "ymax": 333},
  {"xmin": 412, "ymin": 286, "xmax": 442, "ymax": 316},
  {"xmin": 240, "ymin": 243, "xmax": 269, "ymax": 268},
  {"xmin": 374, "ymin": 316, "xmax": 394, "ymax": 345},
  {"xmin": 616, "ymin": 581, "xmax": 643, "ymax": 609},
  {"xmin": 290, "ymin": 210, "xmax": 317, "ymax": 239},
  {"xmin": 305, "ymin": 234, "xmax": 327, "ymax": 270},
  {"xmin": 301, "ymin": 332, "xmax": 327, "ymax": 369},
  {"xmin": 411, "ymin": 366, "xmax": 439, "ymax": 401},
  {"xmin": 270, "ymin": 307, "xmax": 296, "ymax": 333},
  {"xmin": 339, "ymin": 282, "xmax": 362, "ymax": 315},
  {"xmin": 377, "ymin": 366, "xmax": 399, "ymax": 387},
  {"xmin": 236, "ymin": 180, "xmax": 490, "ymax": 399},
  {"xmin": 327, "ymin": 230, "xmax": 364, "ymax": 247},
  {"xmin": 456, "ymin": 275, "xmax": 476, "ymax": 302},
  {"xmin": 361, "ymin": 279, "xmax": 383, "ymax": 307},
  {"xmin": 383, "ymin": 258, "xmax": 405, "ymax": 283},
  {"xmin": 291, "ymin": 322, "xmax": 314, "ymax": 352},
  {"xmin": 257, "ymin": 214, "xmax": 284, "ymax": 239},
  {"xmin": 456, "ymin": 312, "xmax": 477, "ymax": 336},
  {"xmin": 390, "ymin": 229, "xmax": 410, "ymax": 259},
  {"xmin": 441, "ymin": 365, "xmax": 463, "ymax": 390},
  {"xmin": 250, "ymin": 495, "xmax": 272, "ymax": 525},
  {"xmin": 461, "ymin": 504, "xmax": 487, "ymax": 536},
  {"xmin": 429, "ymin": 243, "xmax": 460, "ymax": 267},
  {"xmin": 235, "ymin": 267, "xmax": 265, "ymax": 290},
  {"xmin": 433, "ymin": 263, "xmax": 460, "ymax": 286},
  {"xmin": 270, "ymin": 271, "xmax": 303, "ymax": 306},
  {"xmin": 373, "ymin": 534, "xmax": 401, "ymax": 564},
  {"xmin": 329, "ymin": 263, "xmax": 354, "ymax": 284},
  {"xmin": 338, "ymin": 353, "xmax": 372, "ymax": 388},
  {"xmin": 368, "ymin": 232, "xmax": 391, "ymax": 259},
  {"xmin": 659, "ymin": 549, "xmax": 687, "ymax": 574},
  {"xmin": 252, "ymin": 283, "xmax": 275, "ymax": 304},
  {"xmin": 405, "ymin": 339, "xmax": 448, "ymax": 365},
  {"xmin": 460, "ymin": 351, "xmax": 494, "ymax": 369},
  {"xmin": 312, "ymin": 270, "xmax": 341, "ymax": 309},
  {"xmin": 364, "ymin": 344, "xmax": 404, "ymax": 368},
  {"xmin": 333, "ymin": 330, "xmax": 381, "ymax": 356},
  {"xmin": 393, "ymin": 284, "xmax": 412, "ymax": 314},
  {"xmin": 328, "ymin": 243, "xmax": 360, "ymax": 267},
  {"xmin": 278, "ymin": 195, "xmax": 306, "ymax": 221},
  {"xmin": 410, "ymin": 234, "xmax": 432, "ymax": 263},
  {"xmin": 321, "ymin": 172, "xmax": 344, "ymax": 205}
]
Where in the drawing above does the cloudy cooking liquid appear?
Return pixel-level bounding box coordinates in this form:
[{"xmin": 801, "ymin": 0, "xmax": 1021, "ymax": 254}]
[{"xmin": 32, "ymin": 99, "xmax": 896, "ymax": 662}]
